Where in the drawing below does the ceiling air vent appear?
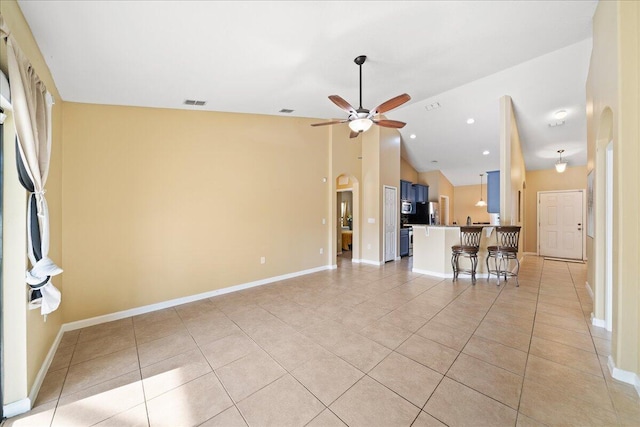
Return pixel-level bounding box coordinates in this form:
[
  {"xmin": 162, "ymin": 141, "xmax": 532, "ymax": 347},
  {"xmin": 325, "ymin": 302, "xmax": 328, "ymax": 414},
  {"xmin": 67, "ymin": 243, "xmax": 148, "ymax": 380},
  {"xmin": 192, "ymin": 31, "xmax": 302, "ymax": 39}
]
[
  {"xmin": 184, "ymin": 99, "xmax": 207, "ymax": 106},
  {"xmin": 425, "ymin": 102, "xmax": 441, "ymax": 111},
  {"xmin": 279, "ymin": 109, "xmax": 294, "ymax": 114}
]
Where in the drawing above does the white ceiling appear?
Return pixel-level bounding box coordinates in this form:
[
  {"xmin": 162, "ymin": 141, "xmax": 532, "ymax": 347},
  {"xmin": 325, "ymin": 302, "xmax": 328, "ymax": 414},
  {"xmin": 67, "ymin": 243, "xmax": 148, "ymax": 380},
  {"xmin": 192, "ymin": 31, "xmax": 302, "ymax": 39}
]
[{"xmin": 17, "ymin": 0, "xmax": 598, "ymax": 185}]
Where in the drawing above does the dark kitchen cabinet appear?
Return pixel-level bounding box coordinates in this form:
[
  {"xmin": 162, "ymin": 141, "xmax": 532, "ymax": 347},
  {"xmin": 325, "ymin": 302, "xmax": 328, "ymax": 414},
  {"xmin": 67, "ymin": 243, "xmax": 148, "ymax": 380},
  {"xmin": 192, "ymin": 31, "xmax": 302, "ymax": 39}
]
[
  {"xmin": 400, "ymin": 228, "xmax": 409, "ymax": 257},
  {"xmin": 487, "ymin": 170, "xmax": 500, "ymax": 213},
  {"xmin": 400, "ymin": 180, "xmax": 413, "ymax": 201},
  {"xmin": 412, "ymin": 184, "xmax": 429, "ymax": 203}
]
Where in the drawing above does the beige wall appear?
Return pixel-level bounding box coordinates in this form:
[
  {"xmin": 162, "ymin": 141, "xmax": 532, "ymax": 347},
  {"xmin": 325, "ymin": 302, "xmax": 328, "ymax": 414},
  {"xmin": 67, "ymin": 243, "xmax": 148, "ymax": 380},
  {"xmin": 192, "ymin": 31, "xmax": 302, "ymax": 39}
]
[
  {"xmin": 400, "ymin": 157, "xmax": 418, "ymax": 182},
  {"xmin": 500, "ymin": 96, "xmax": 526, "ymax": 228},
  {"xmin": 62, "ymin": 103, "xmax": 330, "ymax": 321},
  {"xmin": 379, "ymin": 126, "xmax": 401, "ymax": 260},
  {"xmin": 1, "ymin": 1, "xmax": 64, "ymax": 406},
  {"xmin": 453, "ymin": 184, "xmax": 490, "ymax": 226},
  {"xmin": 586, "ymin": 0, "xmax": 640, "ymax": 377},
  {"xmin": 419, "ymin": 170, "xmax": 455, "ymax": 224},
  {"xmin": 523, "ymin": 166, "xmax": 587, "ymax": 253},
  {"xmin": 331, "ymin": 126, "xmax": 362, "ymax": 262}
]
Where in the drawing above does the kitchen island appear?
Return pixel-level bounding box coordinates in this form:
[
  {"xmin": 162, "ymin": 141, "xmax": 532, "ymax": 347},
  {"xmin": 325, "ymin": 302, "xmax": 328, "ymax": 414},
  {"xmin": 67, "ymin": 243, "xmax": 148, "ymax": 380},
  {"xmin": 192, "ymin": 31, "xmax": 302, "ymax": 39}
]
[{"xmin": 410, "ymin": 225, "xmax": 496, "ymax": 278}]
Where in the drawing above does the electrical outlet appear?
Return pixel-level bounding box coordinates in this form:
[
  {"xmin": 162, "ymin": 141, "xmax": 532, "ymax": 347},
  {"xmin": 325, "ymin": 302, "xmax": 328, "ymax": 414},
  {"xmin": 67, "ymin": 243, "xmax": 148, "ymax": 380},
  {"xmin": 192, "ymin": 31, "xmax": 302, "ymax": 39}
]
[
  {"xmin": 260, "ymin": 256, "xmax": 266, "ymax": 264},
  {"xmin": 319, "ymin": 248, "xmax": 323, "ymax": 254},
  {"xmin": 367, "ymin": 244, "xmax": 372, "ymax": 250},
  {"xmin": 368, "ymin": 218, "xmax": 375, "ymax": 224},
  {"xmin": 322, "ymin": 218, "xmax": 326, "ymax": 224}
]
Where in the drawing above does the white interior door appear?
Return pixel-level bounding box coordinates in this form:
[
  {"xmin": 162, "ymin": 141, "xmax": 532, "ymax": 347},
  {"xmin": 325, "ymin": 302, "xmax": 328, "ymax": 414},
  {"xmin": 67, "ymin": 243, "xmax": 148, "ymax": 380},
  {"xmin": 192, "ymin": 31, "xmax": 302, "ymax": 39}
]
[
  {"xmin": 384, "ymin": 186, "xmax": 397, "ymax": 262},
  {"xmin": 539, "ymin": 191, "xmax": 584, "ymax": 259}
]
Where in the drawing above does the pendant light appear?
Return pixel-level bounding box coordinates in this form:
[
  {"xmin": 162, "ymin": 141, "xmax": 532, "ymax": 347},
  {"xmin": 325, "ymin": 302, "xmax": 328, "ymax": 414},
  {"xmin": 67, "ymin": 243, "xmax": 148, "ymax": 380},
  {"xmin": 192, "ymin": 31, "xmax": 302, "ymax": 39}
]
[
  {"xmin": 555, "ymin": 149, "xmax": 568, "ymax": 173},
  {"xmin": 475, "ymin": 173, "xmax": 487, "ymax": 207}
]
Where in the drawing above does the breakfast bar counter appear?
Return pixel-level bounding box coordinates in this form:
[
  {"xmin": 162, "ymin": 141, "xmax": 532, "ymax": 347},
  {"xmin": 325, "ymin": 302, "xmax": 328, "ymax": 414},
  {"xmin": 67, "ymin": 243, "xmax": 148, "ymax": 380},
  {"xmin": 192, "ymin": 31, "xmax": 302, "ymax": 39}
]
[{"xmin": 410, "ymin": 225, "xmax": 495, "ymax": 278}]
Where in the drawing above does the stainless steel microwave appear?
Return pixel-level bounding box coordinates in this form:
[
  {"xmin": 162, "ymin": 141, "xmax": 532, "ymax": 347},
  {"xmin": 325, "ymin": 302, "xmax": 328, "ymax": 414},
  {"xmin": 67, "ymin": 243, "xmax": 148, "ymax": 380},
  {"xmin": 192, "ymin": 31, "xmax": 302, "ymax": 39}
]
[{"xmin": 401, "ymin": 201, "xmax": 412, "ymax": 214}]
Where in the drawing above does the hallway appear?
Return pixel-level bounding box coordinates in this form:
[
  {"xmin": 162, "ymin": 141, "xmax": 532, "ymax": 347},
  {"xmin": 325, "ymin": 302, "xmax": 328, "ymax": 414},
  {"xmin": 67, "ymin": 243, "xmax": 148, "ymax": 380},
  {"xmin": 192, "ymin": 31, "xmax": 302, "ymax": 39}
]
[{"xmin": 6, "ymin": 256, "xmax": 640, "ymax": 426}]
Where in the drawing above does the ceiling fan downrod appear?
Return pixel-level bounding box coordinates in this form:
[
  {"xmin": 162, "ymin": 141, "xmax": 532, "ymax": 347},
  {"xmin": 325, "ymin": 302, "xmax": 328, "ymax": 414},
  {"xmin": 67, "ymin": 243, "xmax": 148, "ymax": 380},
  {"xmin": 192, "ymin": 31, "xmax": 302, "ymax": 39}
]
[{"xmin": 354, "ymin": 55, "xmax": 367, "ymax": 111}]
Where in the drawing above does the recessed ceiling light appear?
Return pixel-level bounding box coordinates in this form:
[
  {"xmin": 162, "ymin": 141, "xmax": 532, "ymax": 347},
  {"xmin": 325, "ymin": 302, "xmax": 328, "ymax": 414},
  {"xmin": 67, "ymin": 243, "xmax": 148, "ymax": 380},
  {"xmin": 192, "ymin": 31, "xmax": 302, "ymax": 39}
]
[
  {"xmin": 410, "ymin": 134, "xmax": 417, "ymax": 139},
  {"xmin": 554, "ymin": 110, "xmax": 568, "ymax": 120},
  {"xmin": 467, "ymin": 118, "xmax": 475, "ymax": 124},
  {"xmin": 482, "ymin": 150, "xmax": 490, "ymax": 155}
]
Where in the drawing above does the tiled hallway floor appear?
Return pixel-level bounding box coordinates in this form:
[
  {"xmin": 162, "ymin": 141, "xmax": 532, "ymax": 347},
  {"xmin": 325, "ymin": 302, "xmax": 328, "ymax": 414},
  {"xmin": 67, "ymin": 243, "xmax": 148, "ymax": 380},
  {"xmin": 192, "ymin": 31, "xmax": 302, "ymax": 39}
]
[{"xmin": 7, "ymin": 256, "xmax": 640, "ymax": 426}]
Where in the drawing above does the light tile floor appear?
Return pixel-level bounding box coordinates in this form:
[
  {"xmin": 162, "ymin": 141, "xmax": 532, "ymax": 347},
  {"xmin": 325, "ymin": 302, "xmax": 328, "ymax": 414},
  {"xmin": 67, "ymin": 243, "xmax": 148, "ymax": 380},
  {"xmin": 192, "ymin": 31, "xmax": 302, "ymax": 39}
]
[{"xmin": 6, "ymin": 256, "xmax": 640, "ymax": 426}]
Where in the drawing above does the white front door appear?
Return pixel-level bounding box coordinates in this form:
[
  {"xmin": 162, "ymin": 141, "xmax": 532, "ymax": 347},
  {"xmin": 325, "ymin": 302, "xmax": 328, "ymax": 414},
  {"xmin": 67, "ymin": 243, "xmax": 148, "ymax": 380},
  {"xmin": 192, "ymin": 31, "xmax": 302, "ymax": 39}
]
[
  {"xmin": 384, "ymin": 186, "xmax": 397, "ymax": 262},
  {"xmin": 539, "ymin": 191, "xmax": 584, "ymax": 259}
]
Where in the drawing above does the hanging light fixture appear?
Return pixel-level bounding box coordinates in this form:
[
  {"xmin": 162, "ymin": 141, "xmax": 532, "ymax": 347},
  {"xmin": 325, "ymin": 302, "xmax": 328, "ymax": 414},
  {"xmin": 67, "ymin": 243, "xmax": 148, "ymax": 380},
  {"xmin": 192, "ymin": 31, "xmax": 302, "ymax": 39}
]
[
  {"xmin": 475, "ymin": 173, "xmax": 487, "ymax": 207},
  {"xmin": 555, "ymin": 149, "xmax": 568, "ymax": 173}
]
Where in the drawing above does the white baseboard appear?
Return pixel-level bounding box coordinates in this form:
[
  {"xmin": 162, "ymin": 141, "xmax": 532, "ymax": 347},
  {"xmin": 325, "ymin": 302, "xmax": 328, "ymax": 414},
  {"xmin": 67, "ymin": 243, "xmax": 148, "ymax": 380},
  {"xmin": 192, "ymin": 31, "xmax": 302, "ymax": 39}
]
[
  {"xmin": 358, "ymin": 259, "xmax": 384, "ymax": 266},
  {"xmin": 591, "ymin": 315, "xmax": 606, "ymax": 329},
  {"xmin": 585, "ymin": 281, "xmax": 594, "ymax": 300},
  {"xmin": 412, "ymin": 268, "xmax": 452, "ymax": 278},
  {"xmin": 62, "ymin": 264, "xmax": 336, "ymax": 332},
  {"xmin": 523, "ymin": 251, "xmax": 538, "ymax": 256},
  {"xmin": 3, "ymin": 397, "xmax": 31, "ymax": 418},
  {"xmin": 608, "ymin": 355, "xmax": 640, "ymax": 397},
  {"xmin": 21, "ymin": 263, "xmax": 337, "ymax": 414}
]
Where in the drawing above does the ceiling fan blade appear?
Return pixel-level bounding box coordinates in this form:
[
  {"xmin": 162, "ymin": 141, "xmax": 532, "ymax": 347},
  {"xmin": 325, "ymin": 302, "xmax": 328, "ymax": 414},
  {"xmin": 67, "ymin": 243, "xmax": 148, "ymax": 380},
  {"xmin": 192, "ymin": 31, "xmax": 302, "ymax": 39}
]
[
  {"xmin": 329, "ymin": 95, "xmax": 358, "ymax": 116},
  {"xmin": 349, "ymin": 130, "xmax": 360, "ymax": 139},
  {"xmin": 373, "ymin": 119, "xmax": 407, "ymax": 129},
  {"xmin": 369, "ymin": 93, "xmax": 411, "ymax": 116},
  {"xmin": 310, "ymin": 119, "xmax": 347, "ymax": 127}
]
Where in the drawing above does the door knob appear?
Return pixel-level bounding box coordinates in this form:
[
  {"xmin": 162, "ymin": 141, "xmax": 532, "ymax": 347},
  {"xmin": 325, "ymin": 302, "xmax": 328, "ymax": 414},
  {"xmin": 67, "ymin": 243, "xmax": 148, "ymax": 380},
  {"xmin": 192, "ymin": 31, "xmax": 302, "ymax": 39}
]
[
  {"xmin": 578, "ymin": 223, "xmax": 582, "ymax": 226},
  {"xmin": 578, "ymin": 228, "xmax": 582, "ymax": 231}
]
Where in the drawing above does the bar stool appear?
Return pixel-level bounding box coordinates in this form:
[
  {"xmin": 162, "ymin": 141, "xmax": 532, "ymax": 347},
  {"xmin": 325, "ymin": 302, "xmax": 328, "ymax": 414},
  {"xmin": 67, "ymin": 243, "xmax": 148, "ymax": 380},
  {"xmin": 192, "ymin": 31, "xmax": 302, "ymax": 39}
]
[
  {"xmin": 451, "ymin": 227, "xmax": 483, "ymax": 283},
  {"xmin": 486, "ymin": 226, "xmax": 521, "ymax": 286}
]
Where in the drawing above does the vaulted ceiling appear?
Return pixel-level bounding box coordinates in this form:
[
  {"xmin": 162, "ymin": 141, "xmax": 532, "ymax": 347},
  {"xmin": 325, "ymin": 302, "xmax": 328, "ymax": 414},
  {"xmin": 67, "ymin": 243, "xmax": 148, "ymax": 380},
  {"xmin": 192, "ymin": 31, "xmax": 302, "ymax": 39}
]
[{"xmin": 17, "ymin": 0, "xmax": 598, "ymax": 185}]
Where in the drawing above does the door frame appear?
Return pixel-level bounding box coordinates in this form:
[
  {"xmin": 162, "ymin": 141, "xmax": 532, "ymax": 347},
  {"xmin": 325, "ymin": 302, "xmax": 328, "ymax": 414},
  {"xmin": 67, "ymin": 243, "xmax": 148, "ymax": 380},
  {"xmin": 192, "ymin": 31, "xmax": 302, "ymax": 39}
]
[
  {"xmin": 383, "ymin": 185, "xmax": 398, "ymax": 262},
  {"xmin": 439, "ymin": 195, "xmax": 449, "ymax": 225},
  {"xmin": 536, "ymin": 189, "xmax": 586, "ymax": 260}
]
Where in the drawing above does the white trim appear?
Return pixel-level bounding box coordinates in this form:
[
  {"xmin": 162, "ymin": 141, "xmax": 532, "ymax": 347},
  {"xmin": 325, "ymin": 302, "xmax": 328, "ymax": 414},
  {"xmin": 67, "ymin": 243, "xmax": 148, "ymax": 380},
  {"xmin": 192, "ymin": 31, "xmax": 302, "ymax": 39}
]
[
  {"xmin": 395, "ymin": 256, "xmax": 401, "ymax": 261},
  {"xmin": 412, "ymin": 268, "xmax": 452, "ymax": 278},
  {"xmin": 585, "ymin": 281, "xmax": 594, "ymax": 300},
  {"xmin": 3, "ymin": 398, "xmax": 31, "ymax": 418},
  {"xmin": 26, "ymin": 328, "xmax": 65, "ymax": 407},
  {"xmin": 591, "ymin": 315, "xmax": 606, "ymax": 328},
  {"xmin": 608, "ymin": 356, "xmax": 640, "ymax": 397},
  {"xmin": 358, "ymin": 259, "xmax": 384, "ymax": 266},
  {"xmin": 61, "ymin": 264, "xmax": 335, "ymax": 332}
]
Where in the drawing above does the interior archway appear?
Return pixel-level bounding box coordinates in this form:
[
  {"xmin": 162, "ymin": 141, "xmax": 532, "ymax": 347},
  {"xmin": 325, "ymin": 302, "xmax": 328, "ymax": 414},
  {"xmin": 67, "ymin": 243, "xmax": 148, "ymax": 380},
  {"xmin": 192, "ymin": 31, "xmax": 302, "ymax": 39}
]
[{"xmin": 334, "ymin": 174, "xmax": 360, "ymax": 266}]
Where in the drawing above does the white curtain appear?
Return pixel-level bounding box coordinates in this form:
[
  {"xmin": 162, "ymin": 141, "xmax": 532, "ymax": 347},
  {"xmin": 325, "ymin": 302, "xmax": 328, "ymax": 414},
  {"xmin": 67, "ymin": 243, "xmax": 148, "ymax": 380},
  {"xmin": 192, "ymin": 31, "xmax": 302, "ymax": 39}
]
[{"xmin": 1, "ymin": 15, "xmax": 62, "ymax": 316}]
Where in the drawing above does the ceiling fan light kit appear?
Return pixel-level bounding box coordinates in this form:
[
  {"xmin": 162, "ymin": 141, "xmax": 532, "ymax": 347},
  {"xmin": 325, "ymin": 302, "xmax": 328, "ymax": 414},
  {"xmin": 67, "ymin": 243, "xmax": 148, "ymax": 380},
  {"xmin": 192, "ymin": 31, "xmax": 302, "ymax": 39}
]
[{"xmin": 311, "ymin": 55, "xmax": 410, "ymax": 137}]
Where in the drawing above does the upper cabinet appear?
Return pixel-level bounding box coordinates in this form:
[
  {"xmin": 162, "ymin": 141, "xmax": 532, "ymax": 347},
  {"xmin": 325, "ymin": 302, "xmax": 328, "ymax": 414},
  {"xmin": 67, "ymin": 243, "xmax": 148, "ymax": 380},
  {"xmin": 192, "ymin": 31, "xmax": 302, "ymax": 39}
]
[
  {"xmin": 487, "ymin": 170, "xmax": 500, "ymax": 213},
  {"xmin": 413, "ymin": 184, "xmax": 428, "ymax": 203},
  {"xmin": 400, "ymin": 180, "xmax": 414, "ymax": 201}
]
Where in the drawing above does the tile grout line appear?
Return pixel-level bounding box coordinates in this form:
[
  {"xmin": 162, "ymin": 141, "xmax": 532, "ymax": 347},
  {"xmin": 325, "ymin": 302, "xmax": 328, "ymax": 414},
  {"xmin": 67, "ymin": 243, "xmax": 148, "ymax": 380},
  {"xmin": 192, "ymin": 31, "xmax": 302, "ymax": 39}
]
[
  {"xmin": 513, "ymin": 257, "xmax": 545, "ymax": 424},
  {"xmin": 131, "ymin": 318, "xmax": 152, "ymax": 427},
  {"xmin": 415, "ymin": 266, "xmax": 528, "ymax": 421}
]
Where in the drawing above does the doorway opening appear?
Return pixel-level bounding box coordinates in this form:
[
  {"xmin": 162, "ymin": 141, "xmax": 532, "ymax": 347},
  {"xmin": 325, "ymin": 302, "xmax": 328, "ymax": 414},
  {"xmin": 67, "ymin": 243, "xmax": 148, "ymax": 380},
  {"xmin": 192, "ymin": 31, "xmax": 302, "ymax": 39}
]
[
  {"xmin": 336, "ymin": 174, "xmax": 359, "ymax": 264},
  {"xmin": 439, "ymin": 195, "xmax": 449, "ymax": 225},
  {"xmin": 337, "ymin": 189, "xmax": 353, "ymax": 260}
]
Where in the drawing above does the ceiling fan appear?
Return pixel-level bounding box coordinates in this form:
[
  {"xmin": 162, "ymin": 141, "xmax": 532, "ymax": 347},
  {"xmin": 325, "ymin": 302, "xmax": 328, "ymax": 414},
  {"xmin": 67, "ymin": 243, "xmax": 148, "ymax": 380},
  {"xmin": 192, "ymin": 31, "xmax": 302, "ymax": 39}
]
[{"xmin": 311, "ymin": 55, "xmax": 411, "ymax": 138}]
